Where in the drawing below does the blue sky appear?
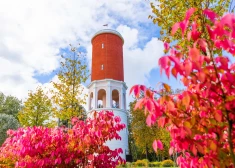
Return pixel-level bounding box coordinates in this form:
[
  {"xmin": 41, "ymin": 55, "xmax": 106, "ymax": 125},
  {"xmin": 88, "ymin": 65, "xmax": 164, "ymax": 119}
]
[{"xmin": 0, "ymin": 0, "xmax": 187, "ymax": 108}]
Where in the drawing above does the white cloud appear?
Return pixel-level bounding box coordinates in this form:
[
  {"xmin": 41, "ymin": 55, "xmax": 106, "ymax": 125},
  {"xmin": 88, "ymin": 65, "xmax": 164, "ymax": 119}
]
[
  {"xmin": 0, "ymin": 0, "xmax": 162, "ymax": 108},
  {"xmin": 117, "ymin": 25, "xmax": 138, "ymax": 49},
  {"xmin": 117, "ymin": 25, "xmax": 164, "ymax": 104}
]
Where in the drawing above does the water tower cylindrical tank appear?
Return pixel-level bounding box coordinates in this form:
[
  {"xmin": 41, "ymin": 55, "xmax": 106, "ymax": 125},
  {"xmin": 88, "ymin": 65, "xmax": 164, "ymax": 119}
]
[{"xmin": 91, "ymin": 29, "xmax": 124, "ymax": 82}]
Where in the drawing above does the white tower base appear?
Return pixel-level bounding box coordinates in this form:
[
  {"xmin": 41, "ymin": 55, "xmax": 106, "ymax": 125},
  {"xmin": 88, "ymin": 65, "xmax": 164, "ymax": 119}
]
[{"xmin": 87, "ymin": 79, "xmax": 129, "ymax": 159}]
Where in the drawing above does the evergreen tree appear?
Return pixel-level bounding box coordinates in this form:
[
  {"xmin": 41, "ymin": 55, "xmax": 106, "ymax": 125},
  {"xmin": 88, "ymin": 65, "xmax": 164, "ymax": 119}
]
[
  {"xmin": 0, "ymin": 113, "xmax": 19, "ymax": 145},
  {"xmin": 0, "ymin": 92, "xmax": 22, "ymax": 119}
]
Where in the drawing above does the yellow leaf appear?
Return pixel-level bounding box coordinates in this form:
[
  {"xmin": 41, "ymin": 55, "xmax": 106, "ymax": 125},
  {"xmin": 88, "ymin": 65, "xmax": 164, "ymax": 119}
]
[
  {"xmin": 191, "ymin": 117, "xmax": 196, "ymax": 126},
  {"xmin": 184, "ymin": 121, "xmax": 192, "ymax": 128},
  {"xmin": 163, "ymin": 83, "xmax": 171, "ymax": 92},
  {"xmin": 182, "ymin": 92, "xmax": 190, "ymax": 107},
  {"xmin": 210, "ymin": 141, "xmax": 217, "ymax": 151}
]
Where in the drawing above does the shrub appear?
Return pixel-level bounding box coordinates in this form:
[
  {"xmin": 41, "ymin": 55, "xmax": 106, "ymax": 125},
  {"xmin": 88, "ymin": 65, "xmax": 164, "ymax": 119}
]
[
  {"xmin": 133, "ymin": 159, "xmax": 148, "ymax": 167},
  {"xmin": 0, "ymin": 111, "xmax": 125, "ymax": 167},
  {"xmin": 148, "ymin": 162, "xmax": 155, "ymax": 167},
  {"xmin": 126, "ymin": 162, "xmax": 132, "ymax": 167},
  {"xmin": 161, "ymin": 159, "xmax": 174, "ymax": 167},
  {"xmin": 155, "ymin": 162, "xmax": 162, "ymax": 167},
  {"xmin": 148, "ymin": 161, "xmax": 162, "ymax": 167}
]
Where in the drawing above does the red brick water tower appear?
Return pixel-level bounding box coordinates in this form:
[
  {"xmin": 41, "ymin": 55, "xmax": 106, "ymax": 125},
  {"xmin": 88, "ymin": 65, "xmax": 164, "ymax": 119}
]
[
  {"xmin": 91, "ymin": 29, "xmax": 124, "ymax": 81},
  {"xmin": 88, "ymin": 29, "xmax": 129, "ymax": 159}
]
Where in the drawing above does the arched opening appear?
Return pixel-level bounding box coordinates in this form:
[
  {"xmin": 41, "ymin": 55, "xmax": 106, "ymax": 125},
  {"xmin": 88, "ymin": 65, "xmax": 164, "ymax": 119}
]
[
  {"xmin": 112, "ymin": 89, "xmax": 119, "ymax": 108},
  {"xmin": 89, "ymin": 92, "xmax": 93, "ymax": 110},
  {"xmin": 97, "ymin": 89, "xmax": 106, "ymax": 108}
]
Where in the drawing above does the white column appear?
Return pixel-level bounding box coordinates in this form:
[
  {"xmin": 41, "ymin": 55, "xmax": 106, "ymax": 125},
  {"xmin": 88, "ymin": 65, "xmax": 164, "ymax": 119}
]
[
  {"xmin": 119, "ymin": 88, "xmax": 122, "ymax": 109},
  {"xmin": 88, "ymin": 93, "xmax": 91, "ymax": 110},
  {"xmin": 94, "ymin": 86, "xmax": 98, "ymax": 109},
  {"xmin": 91, "ymin": 90, "xmax": 95, "ymax": 110},
  {"xmin": 106, "ymin": 81, "xmax": 111, "ymax": 108},
  {"xmin": 121, "ymin": 86, "xmax": 124, "ymax": 110}
]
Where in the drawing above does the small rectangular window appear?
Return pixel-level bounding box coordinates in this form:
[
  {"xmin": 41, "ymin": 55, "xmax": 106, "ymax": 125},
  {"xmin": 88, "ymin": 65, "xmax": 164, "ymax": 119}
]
[
  {"xmin": 102, "ymin": 43, "xmax": 104, "ymax": 49},
  {"xmin": 101, "ymin": 64, "xmax": 104, "ymax": 70}
]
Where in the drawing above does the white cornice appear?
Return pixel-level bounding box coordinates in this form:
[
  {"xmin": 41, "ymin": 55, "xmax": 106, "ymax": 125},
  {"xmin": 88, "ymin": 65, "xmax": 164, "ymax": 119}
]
[
  {"xmin": 87, "ymin": 79, "xmax": 128, "ymax": 90},
  {"xmin": 91, "ymin": 29, "xmax": 124, "ymax": 44}
]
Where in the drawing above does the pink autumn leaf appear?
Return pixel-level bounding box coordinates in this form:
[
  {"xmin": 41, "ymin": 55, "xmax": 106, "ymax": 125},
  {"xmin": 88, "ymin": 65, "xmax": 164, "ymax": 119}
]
[
  {"xmin": 189, "ymin": 47, "xmax": 200, "ymax": 62},
  {"xmin": 228, "ymin": 47, "xmax": 235, "ymax": 55},
  {"xmin": 182, "ymin": 141, "xmax": 189, "ymax": 150},
  {"xmin": 139, "ymin": 85, "xmax": 146, "ymax": 92},
  {"xmin": 146, "ymin": 114, "xmax": 156, "ymax": 126},
  {"xmin": 146, "ymin": 100, "xmax": 153, "ymax": 112},
  {"xmin": 197, "ymin": 39, "xmax": 207, "ymax": 52},
  {"xmin": 169, "ymin": 147, "xmax": 174, "ymax": 155},
  {"xmin": 225, "ymin": 73, "xmax": 235, "ymax": 83},
  {"xmin": 6, "ymin": 129, "xmax": 14, "ymax": 136},
  {"xmin": 71, "ymin": 117, "xmax": 78, "ymax": 125},
  {"xmin": 179, "ymin": 20, "xmax": 189, "ymax": 36},
  {"xmin": 215, "ymin": 56, "xmax": 229, "ymax": 70},
  {"xmin": 130, "ymin": 85, "xmax": 141, "ymax": 98},
  {"xmin": 214, "ymin": 110, "xmax": 222, "ymax": 122},
  {"xmin": 165, "ymin": 67, "xmax": 171, "ymax": 79},
  {"xmin": 134, "ymin": 85, "xmax": 141, "ymax": 98},
  {"xmin": 153, "ymin": 140, "xmax": 163, "ymax": 152},
  {"xmin": 185, "ymin": 8, "xmax": 196, "ymax": 20},
  {"xmin": 159, "ymin": 56, "xmax": 170, "ymax": 69},
  {"xmin": 199, "ymin": 111, "xmax": 207, "ymax": 117},
  {"xmin": 158, "ymin": 117, "xmax": 167, "ymax": 127},
  {"xmin": 220, "ymin": 13, "xmax": 235, "ymax": 28},
  {"xmin": 55, "ymin": 158, "xmax": 61, "ymax": 164},
  {"xmin": 87, "ymin": 154, "xmax": 94, "ymax": 160},
  {"xmin": 191, "ymin": 144, "xmax": 197, "ymax": 156},
  {"xmin": 206, "ymin": 25, "xmax": 216, "ymax": 40},
  {"xmin": 184, "ymin": 61, "xmax": 192, "ymax": 76},
  {"xmin": 118, "ymin": 148, "xmax": 123, "ymax": 154},
  {"xmin": 134, "ymin": 98, "xmax": 144, "ymax": 110},
  {"xmin": 164, "ymin": 42, "xmax": 170, "ymax": 51},
  {"xmin": 215, "ymin": 39, "xmax": 233, "ymax": 51},
  {"xmin": 203, "ymin": 9, "xmax": 218, "ymax": 21},
  {"xmin": 187, "ymin": 31, "xmax": 192, "ymax": 41},
  {"xmin": 171, "ymin": 22, "xmax": 180, "ymax": 35},
  {"xmin": 191, "ymin": 31, "xmax": 201, "ymax": 41},
  {"xmin": 168, "ymin": 55, "xmax": 180, "ymax": 66}
]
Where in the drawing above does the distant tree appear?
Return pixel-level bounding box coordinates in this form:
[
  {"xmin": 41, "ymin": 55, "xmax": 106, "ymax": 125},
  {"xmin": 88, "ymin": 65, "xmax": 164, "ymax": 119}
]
[
  {"xmin": 0, "ymin": 113, "xmax": 19, "ymax": 146},
  {"xmin": 51, "ymin": 45, "xmax": 89, "ymax": 126},
  {"xmin": 0, "ymin": 92, "xmax": 22, "ymax": 119},
  {"xmin": 18, "ymin": 87, "xmax": 56, "ymax": 127},
  {"xmin": 129, "ymin": 100, "xmax": 171, "ymax": 161}
]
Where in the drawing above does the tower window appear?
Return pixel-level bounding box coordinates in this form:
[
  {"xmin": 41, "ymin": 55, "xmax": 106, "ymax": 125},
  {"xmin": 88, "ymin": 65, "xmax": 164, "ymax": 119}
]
[
  {"xmin": 102, "ymin": 43, "xmax": 104, "ymax": 48},
  {"xmin": 97, "ymin": 89, "xmax": 106, "ymax": 108},
  {"xmin": 112, "ymin": 89, "xmax": 119, "ymax": 108},
  {"xmin": 101, "ymin": 64, "xmax": 104, "ymax": 70}
]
